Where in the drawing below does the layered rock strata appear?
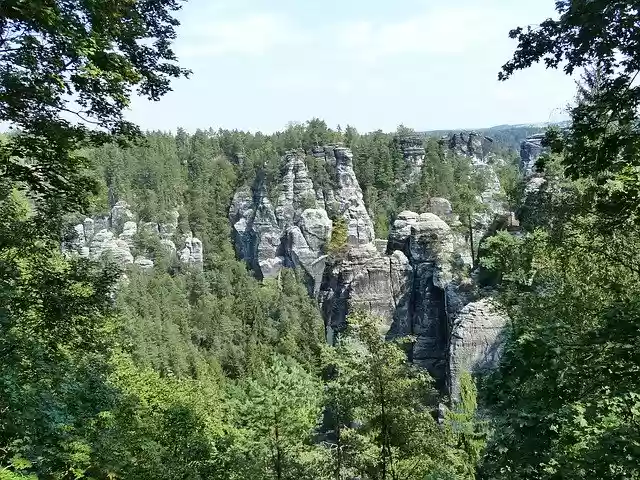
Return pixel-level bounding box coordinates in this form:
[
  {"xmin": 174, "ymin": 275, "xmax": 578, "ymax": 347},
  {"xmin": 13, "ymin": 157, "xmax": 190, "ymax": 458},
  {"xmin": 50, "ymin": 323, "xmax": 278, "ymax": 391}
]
[{"xmin": 230, "ymin": 146, "xmax": 509, "ymax": 398}]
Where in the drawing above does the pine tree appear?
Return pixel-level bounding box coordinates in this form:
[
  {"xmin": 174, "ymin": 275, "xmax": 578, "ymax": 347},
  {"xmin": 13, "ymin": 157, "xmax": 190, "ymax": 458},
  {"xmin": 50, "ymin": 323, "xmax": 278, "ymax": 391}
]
[{"xmin": 323, "ymin": 312, "xmax": 455, "ymax": 480}]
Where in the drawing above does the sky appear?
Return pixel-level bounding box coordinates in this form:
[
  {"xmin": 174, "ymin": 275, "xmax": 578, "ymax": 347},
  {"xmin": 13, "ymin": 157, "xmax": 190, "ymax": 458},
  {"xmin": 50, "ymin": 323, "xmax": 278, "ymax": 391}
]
[{"xmin": 126, "ymin": 0, "xmax": 578, "ymax": 134}]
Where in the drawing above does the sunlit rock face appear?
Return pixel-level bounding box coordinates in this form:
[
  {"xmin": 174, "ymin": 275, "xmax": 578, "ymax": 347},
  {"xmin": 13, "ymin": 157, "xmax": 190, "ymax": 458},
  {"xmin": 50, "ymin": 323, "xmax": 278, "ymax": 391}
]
[
  {"xmin": 444, "ymin": 131, "xmax": 492, "ymax": 165},
  {"xmin": 384, "ymin": 211, "xmax": 457, "ymax": 386},
  {"xmin": 334, "ymin": 147, "xmax": 375, "ymax": 246},
  {"xmin": 520, "ymin": 133, "xmax": 546, "ymax": 175},
  {"xmin": 229, "ymin": 150, "xmax": 334, "ymax": 288},
  {"xmin": 396, "ymin": 134, "xmax": 426, "ymax": 183},
  {"xmin": 63, "ymin": 201, "xmax": 203, "ymax": 271},
  {"xmin": 448, "ymin": 298, "xmax": 506, "ymax": 400},
  {"xmin": 230, "ymin": 145, "xmax": 509, "ymax": 397}
]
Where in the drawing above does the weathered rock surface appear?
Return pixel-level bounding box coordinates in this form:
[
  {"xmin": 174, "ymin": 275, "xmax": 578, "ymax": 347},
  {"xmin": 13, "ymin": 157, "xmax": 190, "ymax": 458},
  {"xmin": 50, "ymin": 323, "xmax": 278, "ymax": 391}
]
[
  {"xmin": 320, "ymin": 205, "xmax": 502, "ymax": 390},
  {"xmin": 386, "ymin": 212, "xmax": 458, "ymax": 384},
  {"xmin": 110, "ymin": 201, "xmax": 135, "ymax": 232},
  {"xmin": 231, "ymin": 147, "xmax": 382, "ymax": 289},
  {"xmin": 320, "ymin": 244, "xmax": 411, "ymax": 342},
  {"xmin": 300, "ymin": 208, "xmax": 332, "ymax": 251},
  {"xmin": 443, "ymin": 132, "xmax": 492, "ymax": 164},
  {"xmin": 387, "ymin": 210, "xmax": 420, "ymax": 253},
  {"xmin": 427, "ymin": 197, "xmax": 453, "ymax": 220},
  {"xmin": 230, "ymin": 147, "xmax": 509, "ymax": 398},
  {"xmin": 396, "ymin": 134, "xmax": 426, "ymax": 183},
  {"xmin": 287, "ymin": 226, "xmax": 326, "ymax": 294},
  {"xmin": 334, "ymin": 147, "xmax": 375, "ymax": 246},
  {"xmin": 229, "ymin": 151, "xmax": 336, "ymax": 286},
  {"xmin": 232, "ymin": 179, "xmax": 282, "ymax": 279},
  {"xmin": 276, "ymin": 151, "xmax": 318, "ymax": 228},
  {"xmin": 520, "ymin": 133, "xmax": 545, "ymax": 175},
  {"xmin": 448, "ymin": 298, "xmax": 506, "ymax": 400},
  {"xmin": 135, "ymin": 256, "xmax": 155, "ymax": 270},
  {"xmin": 64, "ymin": 202, "xmax": 203, "ymax": 270},
  {"xmin": 180, "ymin": 235, "xmax": 204, "ymax": 270}
]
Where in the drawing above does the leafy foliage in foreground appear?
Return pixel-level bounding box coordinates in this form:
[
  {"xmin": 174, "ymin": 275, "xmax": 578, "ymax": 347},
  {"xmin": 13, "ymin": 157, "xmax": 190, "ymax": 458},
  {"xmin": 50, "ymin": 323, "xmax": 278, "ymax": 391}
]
[
  {"xmin": 476, "ymin": 3, "xmax": 640, "ymax": 477},
  {"xmin": 501, "ymin": 0, "xmax": 640, "ymax": 229},
  {"xmin": 0, "ymin": 0, "xmax": 189, "ymax": 220},
  {"xmin": 480, "ymin": 215, "xmax": 640, "ymax": 479},
  {"xmin": 323, "ymin": 313, "xmax": 484, "ymax": 480}
]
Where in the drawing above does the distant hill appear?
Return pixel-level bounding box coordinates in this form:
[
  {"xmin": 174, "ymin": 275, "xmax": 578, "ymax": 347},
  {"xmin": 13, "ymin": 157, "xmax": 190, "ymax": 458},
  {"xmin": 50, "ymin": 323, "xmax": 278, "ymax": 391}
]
[{"xmin": 420, "ymin": 121, "xmax": 569, "ymax": 152}]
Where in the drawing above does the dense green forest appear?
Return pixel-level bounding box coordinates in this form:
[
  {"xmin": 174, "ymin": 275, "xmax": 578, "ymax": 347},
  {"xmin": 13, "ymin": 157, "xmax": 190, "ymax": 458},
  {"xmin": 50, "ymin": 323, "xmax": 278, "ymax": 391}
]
[
  {"xmin": 2, "ymin": 1, "xmax": 640, "ymax": 479},
  {"xmin": 83, "ymin": 121, "xmax": 512, "ymax": 243}
]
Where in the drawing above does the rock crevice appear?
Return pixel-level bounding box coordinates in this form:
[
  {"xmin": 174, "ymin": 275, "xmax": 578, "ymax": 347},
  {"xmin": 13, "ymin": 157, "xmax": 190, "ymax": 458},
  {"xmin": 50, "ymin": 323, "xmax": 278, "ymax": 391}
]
[{"xmin": 230, "ymin": 145, "xmax": 509, "ymax": 399}]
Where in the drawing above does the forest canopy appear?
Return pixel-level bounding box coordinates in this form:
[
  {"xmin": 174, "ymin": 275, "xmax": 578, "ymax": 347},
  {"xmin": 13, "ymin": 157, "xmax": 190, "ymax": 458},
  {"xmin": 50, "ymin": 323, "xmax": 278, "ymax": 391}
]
[{"xmin": 2, "ymin": 1, "xmax": 640, "ymax": 479}]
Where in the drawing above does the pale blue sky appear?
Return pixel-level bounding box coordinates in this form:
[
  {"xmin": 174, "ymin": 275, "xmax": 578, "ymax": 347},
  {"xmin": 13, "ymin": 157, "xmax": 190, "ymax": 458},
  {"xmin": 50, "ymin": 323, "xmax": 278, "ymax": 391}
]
[{"xmin": 127, "ymin": 0, "xmax": 576, "ymax": 134}]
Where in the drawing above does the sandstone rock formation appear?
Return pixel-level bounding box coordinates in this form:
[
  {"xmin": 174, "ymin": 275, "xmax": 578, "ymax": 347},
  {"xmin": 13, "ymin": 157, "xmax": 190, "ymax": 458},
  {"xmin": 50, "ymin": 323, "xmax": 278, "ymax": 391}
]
[
  {"xmin": 230, "ymin": 146, "xmax": 509, "ymax": 399},
  {"xmin": 448, "ymin": 298, "xmax": 505, "ymax": 400},
  {"xmin": 427, "ymin": 197, "xmax": 454, "ymax": 220},
  {"xmin": 520, "ymin": 133, "xmax": 545, "ymax": 175},
  {"xmin": 276, "ymin": 151, "xmax": 319, "ymax": 228},
  {"xmin": 321, "ymin": 207, "xmax": 507, "ymax": 394},
  {"xmin": 334, "ymin": 147, "xmax": 375, "ymax": 246},
  {"xmin": 321, "ymin": 243, "xmax": 409, "ymax": 342},
  {"xmin": 180, "ymin": 234, "xmax": 204, "ymax": 269},
  {"xmin": 229, "ymin": 179, "xmax": 285, "ymax": 279},
  {"xmin": 229, "ymin": 150, "xmax": 335, "ymax": 288},
  {"xmin": 444, "ymin": 132, "xmax": 492, "ymax": 164},
  {"xmin": 396, "ymin": 134, "xmax": 426, "ymax": 183},
  {"xmin": 64, "ymin": 202, "xmax": 203, "ymax": 270}
]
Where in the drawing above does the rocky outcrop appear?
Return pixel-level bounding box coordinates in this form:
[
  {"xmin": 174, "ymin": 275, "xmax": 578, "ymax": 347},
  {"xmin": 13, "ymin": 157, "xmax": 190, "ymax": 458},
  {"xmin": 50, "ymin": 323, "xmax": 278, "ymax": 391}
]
[
  {"xmin": 64, "ymin": 202, "xmax": 203, "ymax": 271},
  {"xmin": 448, "ymin": 298, "xmax": 506, "ymax": 400},
  {"xmin": 385, "ymin": 211, "xmax": 508, "ymax": 394},
  {"xmin": 334, "ymin": 147, "xmax": 375, "ymax": 246},
  {"xmin": 87, "ymin": 228, "xmax": 134, "ymax": 265},
  {"xmin": 180, "ymin": 234, "xmax": 204, "ymax": 269},
  {"xmin": 229, "ymin": 150, "xmax": 335, "ymax": 287},
  {"xmin": 230, "ymin": 177, "xmax": 285, "ymax": 279},
  {"xmin": 427, "ymin": 198, "xmax": 454, "ymax": 221},
  {"xmin": 320, "ymin": 205, "xmax": 508, "ymax": 393},
  {"xmin": 230, "ymin": 147, "xmax": 509, "ymax": 399},
  {"xmin": 321, "ymin": 244, "xmax": 410, "ymax": 343},
  {"xmin": 384, "ymin": 212, "xmax": 458, "ymax": 385},
  {"xmin": 520, "ymin": 133, "xmax": 545, "ymax": 175},
  {"xmin": 230, "ymin": 147, "xmax": 379, "ymax": 288},
  {"xmin": 110, "ymin": 201, "xmax": 135, "ymax": 232},
  {"xmin": 320, "ymin": 204, "xmax": 496, "ymax": 389},
  {"xmin": 396, "ymin": 134, "xmax": 426, "ymax": 183},
  {"xmin": 443, "ymin": 132, "xmax": 492, "ymax": 164},
  {"xmin": 276, "ymin": 152, "xmax": 319, "ymax": 228}
]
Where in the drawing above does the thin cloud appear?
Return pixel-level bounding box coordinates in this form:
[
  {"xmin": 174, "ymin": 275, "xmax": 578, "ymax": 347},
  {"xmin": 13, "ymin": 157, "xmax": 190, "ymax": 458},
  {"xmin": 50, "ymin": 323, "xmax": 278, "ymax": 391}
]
[
  {"xmin": 177, "ymin": 13, "xmax": 298, "ymax": 58},
  {"xmin": 336, "ymin": 5, "xmax": 518, "ymax": 62}
]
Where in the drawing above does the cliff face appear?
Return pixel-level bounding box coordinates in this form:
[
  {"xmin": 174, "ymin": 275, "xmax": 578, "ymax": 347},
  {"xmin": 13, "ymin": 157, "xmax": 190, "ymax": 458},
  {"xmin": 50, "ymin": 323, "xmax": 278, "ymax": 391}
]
[
  {"xmin": 334, "ymin": 147, "xmax": 376, "ymax": 246},
  {"xmin": 520, "ymin": 133, "xmax": 546, "ymax": 175},
  {"xmin": 228, "ymin": 150, "xmax": 333, "ymax": 292},
  {"xmin": 397, "ymin": 134, "xmax": 426, "ymax": 183},
  {"xmin": 444, "ymin": 131, "xmax": 492, "ymax": 164},
  {"xmin": 230, "ymin": 145, "xmax": 509, "ymax": 398},
  {"xmin": 64, "ymin": 201, "xmax": 204, "ymax": 271}
]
